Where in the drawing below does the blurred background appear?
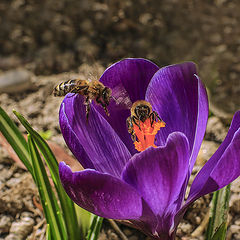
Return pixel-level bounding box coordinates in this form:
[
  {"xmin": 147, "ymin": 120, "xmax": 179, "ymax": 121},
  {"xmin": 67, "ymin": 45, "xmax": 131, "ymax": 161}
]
[
  {"xmin": 0, "ymin": 0, "xmax": 239, "ymax": 115},
  {"xmin": 1, "ymin": 1, "xmax": 240, "ymax": 239}
]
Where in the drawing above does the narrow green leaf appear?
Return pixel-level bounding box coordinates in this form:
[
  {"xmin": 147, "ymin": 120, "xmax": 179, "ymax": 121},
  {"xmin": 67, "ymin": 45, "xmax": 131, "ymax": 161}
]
[
  {"xmin": 206, "ymin": 184, "xmax": 231, "ymax": 240},
  {"xmin": 87, "ymin": 216, "xmax": 103, "ymax": 240},
  {"xmin": 92, "ymin": 217, "xmax": 103, "ymax": 240},
  {"xmin": 14, "ymin": 110, "xmax": 59, "ymax": 183},
  {"xmin": 0, "ymin": 106, "xmax": 32, "ymax": 173},
  {"xmin": 39, "ymin": 130, "xmax": 52, "ymax": 140},
  {"xmin": 28, "ymin": 135, "xmax": 67, "ymax": 240},
  {"xmin": 211, "ymin": 222, "xmax": 228, "ymax": 240},
  {"xmin": 46, "ymin": 224, "xmax": 51, "ymax": 240},
  {"xmin": 75, "ymin": 206, "xmax": 93, "ymax": 237},
  {"xmin": 14, "ymin": 110, "xmax": 80, "ymax": 239}
]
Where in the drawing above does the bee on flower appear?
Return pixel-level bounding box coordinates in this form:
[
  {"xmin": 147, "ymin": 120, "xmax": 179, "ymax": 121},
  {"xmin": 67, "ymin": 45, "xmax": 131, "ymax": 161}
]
[
  {"xmin": 127, "ymin": 100, "xmax": 166, "ymax": 152},
  {"xmin": 58, "ymin": 58, "xmax": 240, "ymax": 240}
]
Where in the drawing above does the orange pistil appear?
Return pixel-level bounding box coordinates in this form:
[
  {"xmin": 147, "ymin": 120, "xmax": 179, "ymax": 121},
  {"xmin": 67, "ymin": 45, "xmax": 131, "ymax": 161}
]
[{"xmin": 133, "ymin": 118, "xmax": 166, "ymax": 152}]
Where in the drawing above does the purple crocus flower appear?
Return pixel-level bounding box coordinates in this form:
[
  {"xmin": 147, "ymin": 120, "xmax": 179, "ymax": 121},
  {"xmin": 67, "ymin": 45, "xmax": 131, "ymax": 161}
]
[{"xmin": 59, "ymin": 58, "xmax": 240, "ymax": 240}]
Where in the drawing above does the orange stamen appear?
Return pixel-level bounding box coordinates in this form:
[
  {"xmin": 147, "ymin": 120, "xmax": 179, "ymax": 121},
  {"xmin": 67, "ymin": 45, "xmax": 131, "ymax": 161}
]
[{"xmin": 133, "ymin": 118, "xmax": 165, "ymax": 152}]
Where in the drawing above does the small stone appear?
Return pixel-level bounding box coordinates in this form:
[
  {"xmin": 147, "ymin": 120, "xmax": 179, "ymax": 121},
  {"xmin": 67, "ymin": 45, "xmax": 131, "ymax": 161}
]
[
  {"xmin": 123, "ymin": 228, "xmax": 132, "ymax": 236},
  {"xmin": 229, "ymin": 224, "xmax": 240, "ymax": 239},
  {"xmin": 196, "ymin": 140, "xmax": 219, "ymax": 166},
  {"xmin": 128, "ymin": 236, "xmax": 138, "ymax": 240},
  {"xmin": 0, "ymin": 167, "xmax": 14, "ymax": 182},
  {"xmin": 0, "ymin": 69, "xmax": 33, "ymax": 94},
  {"xmin": 205, "ymin": 116, "xmax": 227, "ymax": 142},
  {"xmin": 107, "ymin": 229, "xmax": 118, "ymax": 240},
  {"xmin": 232, "ymin": 63, "xmax": 240, "ymax": 72},
  {"xmin": 178, "ymin": 222, "xmax": 193, "ymax": 233},
  {"xmin": 5, "ymin": 212, "xmax": 34, "ymax": 240},
  {"xmin": 235, "ymin": 219, "xmax": 240, "ymax": 226},
  {"xmin": 4, "ymin": 234, "xmax": 19, "ymax": 240},
  {"xmin": 0, "ymin": 214, "xmax": 13, "ymax": 233},
  {"xmin": 0, "ymin": 56, "xmax": 21, "ymax": 70},
  {"xmin": 0, "ymin": 147, "xmax": 13, "ymax": 165},
  {"xmin": 230, "ymin": 194, "xmax": 240, "ymax": 214},
  {"xmin": 98, "ymin": 230, "xmax": 107, "ymax": 240},
  {"xmin": 6, "ymin": 177, "xmax": 22, "ymax": 188},
  {"xmin": 231, "ymin": 178, "xmax": 240, "ymax": 193}
]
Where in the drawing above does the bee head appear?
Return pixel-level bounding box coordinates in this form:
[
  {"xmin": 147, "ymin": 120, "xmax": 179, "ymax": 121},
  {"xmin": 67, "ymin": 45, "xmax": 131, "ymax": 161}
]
[
  {"xmin": 102, "ymin": 87, "xmax": 112, "ymax": 105},
  {"xmin": 131, "ymin": 101, "xmax": 152, "ymax": 122},
  {"xmin": 135, "ymin": 104, "xmax": 150, "ymax": 120}
]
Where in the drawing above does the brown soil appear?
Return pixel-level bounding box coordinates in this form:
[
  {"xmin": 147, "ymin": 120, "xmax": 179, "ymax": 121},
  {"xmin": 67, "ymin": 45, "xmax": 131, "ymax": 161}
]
[{"xmin": 0, "ymin": 65, "xmax": 240, "ymax": 239}]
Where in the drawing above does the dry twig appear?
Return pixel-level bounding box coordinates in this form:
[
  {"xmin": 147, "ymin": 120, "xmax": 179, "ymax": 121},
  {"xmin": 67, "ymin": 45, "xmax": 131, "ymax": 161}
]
[
  {"xmin": 108, "ymin": 219, "xmax": 128, "ymax": 240},
  {"xmin": 191, "ymin": 211, "xmax": 209, "ymax": 237},
  {"xmin": 30, "ymin": 219, "xmax": 46, "ymax": 240}
]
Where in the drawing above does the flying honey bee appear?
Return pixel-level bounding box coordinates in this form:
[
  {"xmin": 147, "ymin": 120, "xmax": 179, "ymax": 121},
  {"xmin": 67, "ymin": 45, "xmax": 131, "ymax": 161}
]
[
  {"xmin": 126, "ymin": 100, "xmax": 164, "ymax": 140},
  {"xmin": 53, "ymin": 79, "xmax": 112, "ymax": 120}
]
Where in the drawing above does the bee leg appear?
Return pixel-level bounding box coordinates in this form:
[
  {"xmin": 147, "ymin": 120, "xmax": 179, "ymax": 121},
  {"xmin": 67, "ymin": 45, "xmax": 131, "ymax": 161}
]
[
  {"xmin": 99, "ymin": 101, "xmax": 109, "ymax": 116},
  {"xmin": 153, "ymin": 111, "xmax": 163, "ymax": 122},
  {"xmin": 149, "ymin": 112, "xmax": 155, "ymax": 127},
  {"xmin": 86, "ymin": 104, "xmax": 90, "ymax": 121},
  {"xmin": 132, "ymin": 116, "xmax": 141, "ymax": 130},
  {"xmin": 150, "ymin": 111, "xmax": 163, "ymax": 126},
  {"xmin": 103, "ymin": 104, "xmax": 109, "ymax": 116},
  {"xmin": 84, "ymin": 97, "xmax": 90, "ymax": 121},
  {"xmin": 126, "ymin": 117, "xmax": 136, "ymax": 142},
  {"xmin": 129, "ymin": 129, "xmax": 136, "ymax": 142},
  {"xmin": 131, "ymin": 133, "xmax": 136, "ymax": 142},
  {"xmin": 126, "ymin": 117, "xmax": 133, "ymax": 133},
  {"xmin": 96, "ymin": 96, "xmax": 110, "ymax": 116}
]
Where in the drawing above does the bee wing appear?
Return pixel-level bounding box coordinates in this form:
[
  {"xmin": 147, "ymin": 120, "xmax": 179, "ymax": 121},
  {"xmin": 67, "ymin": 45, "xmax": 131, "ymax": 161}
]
[
  {"xmin": 79, "ymin": 62, "xmax": 104, "ymax": 82},
  {"xmin": 87, "ymin": 71, "xmax": 98, "ymax": 82},
  {"xmin": 111, "ymin": 83, "xmax": 132, "ymax": 109}
]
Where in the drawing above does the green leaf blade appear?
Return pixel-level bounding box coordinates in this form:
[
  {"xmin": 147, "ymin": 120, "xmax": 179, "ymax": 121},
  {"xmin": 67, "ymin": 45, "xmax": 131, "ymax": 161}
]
[
  {"xmin": 87, "ymin": 216, "xmax": 103, "ymax": 240},
  {"xmin": 46, "ymin": 224, "xmax": 51, "ymax": 240},
  {"xmin": 0, "ymin": 106, "xmax": 32, "ymax": 173},
  {"xmin": 13, "ymin": 110, "xmax": 59, "ymax": 182},
  {"xmin": 206, "ymin": 184, "xmax": 231, "ymax": 240},
  {"xmin": 28, "ymin": 135, "xmax": 67, "ymax": 240},
  {"xmin": 76, "ymin": 205, "xmax": 92, "ymax": 237},
  {"xmin": 211, "ymin": 222, "xmax": 228, "ymax": 240},
  {"xmin": 14, "ymin": 110, "xmax": 80, "ymax": 239}
]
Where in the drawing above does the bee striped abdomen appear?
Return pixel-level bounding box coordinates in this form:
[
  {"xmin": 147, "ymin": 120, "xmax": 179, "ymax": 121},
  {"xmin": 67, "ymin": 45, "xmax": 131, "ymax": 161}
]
[{"xmin": 53, "ymin": 79, "xmax": 77, "ymax": 96}]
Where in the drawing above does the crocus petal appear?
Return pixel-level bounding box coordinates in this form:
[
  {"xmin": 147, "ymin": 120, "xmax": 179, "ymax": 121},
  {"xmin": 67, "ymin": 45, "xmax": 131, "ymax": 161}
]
[
  {"xmin": 59, "ymin": 162, "xmax": 143, "ymax": 220},
  {"xmin": 100, "ymin": 58, "xmax": 159, "ymax": 102},
  {"xmin": 59, "ymin": 100, "xmax": 94, "ymax": 170},
  {"xmin": 146, "ymin": 62, "xmax": 208, "ymax": 171},
  {"xmin": 59, "ymin": 94, "xmax": 131, "ymax": 177},
  {"xmin": 188, "ymin": 111, "xmax": 240, "ymax": 201},
  {"xmin": 122, "ymin": 132, "xmax": 190, "ymax": 234},
  {"xmin": 98, "ymin": 58, "xmax": 159, "ymax": 154}
]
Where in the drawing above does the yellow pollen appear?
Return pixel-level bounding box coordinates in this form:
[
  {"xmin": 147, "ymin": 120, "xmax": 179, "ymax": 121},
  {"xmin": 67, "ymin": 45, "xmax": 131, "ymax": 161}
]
[{"xmin": 132, "ymin": 118, "xmax": 165, "ymax": 152}]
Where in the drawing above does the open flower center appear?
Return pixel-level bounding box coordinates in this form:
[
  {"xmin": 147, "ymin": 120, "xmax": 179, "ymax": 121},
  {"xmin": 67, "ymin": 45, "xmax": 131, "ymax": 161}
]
[{"xmin": 132, "ymin": 118, "xmax": 166, "ymax": 152}]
